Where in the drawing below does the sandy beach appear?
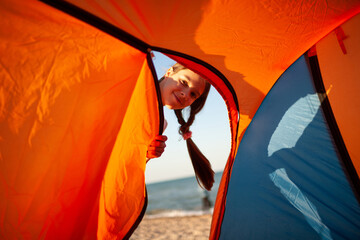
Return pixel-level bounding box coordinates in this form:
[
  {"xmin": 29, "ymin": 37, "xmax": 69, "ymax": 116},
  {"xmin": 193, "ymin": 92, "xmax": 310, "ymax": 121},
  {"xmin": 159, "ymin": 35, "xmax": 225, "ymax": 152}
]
[{"xmin": 131, "ymin": 214, "xmax": 212, "ymax": 240}]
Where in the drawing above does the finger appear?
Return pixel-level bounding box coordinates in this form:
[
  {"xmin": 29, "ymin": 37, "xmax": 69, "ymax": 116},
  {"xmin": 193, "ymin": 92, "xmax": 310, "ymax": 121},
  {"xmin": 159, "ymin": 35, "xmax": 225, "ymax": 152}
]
[
  {"xmin": 149, "ymin": 141, "xmax": 166, "ymax": 148},
  {"xmin": 147, "ymin": 146, "xmax": 165, "ymax": 153},
  {"xmin": 147, "ymin": 150, "xmax": 163, "ymax": 158},
  {"xmin": 153, "ymin": 135, "xmax": 167, "ymax": 142}
]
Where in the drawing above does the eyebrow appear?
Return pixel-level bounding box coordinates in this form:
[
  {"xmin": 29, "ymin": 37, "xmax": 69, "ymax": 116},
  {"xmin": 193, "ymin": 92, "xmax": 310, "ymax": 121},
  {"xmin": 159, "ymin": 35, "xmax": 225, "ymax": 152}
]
[{"xmin": 183, "ymin": 75, "xmax": 191, "ymax": 81}]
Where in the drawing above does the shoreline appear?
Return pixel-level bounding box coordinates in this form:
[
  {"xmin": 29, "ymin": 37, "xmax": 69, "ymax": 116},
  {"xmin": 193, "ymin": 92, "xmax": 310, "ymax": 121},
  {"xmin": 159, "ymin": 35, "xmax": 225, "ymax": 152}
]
[{"xmin": 131, "ymin": 213, "xmax": 212, "ymax": 240}]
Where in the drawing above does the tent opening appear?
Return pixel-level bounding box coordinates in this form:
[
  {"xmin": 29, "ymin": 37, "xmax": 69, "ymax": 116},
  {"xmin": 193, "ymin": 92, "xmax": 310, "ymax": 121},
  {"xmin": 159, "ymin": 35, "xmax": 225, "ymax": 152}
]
[{"xmin": 134, "ymin": 52, "xmax": 232, "ymax": 237}]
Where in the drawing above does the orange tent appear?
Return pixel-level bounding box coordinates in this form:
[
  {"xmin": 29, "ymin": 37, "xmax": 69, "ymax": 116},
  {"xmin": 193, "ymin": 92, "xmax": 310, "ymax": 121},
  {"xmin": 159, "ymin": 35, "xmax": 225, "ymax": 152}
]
[{"xmin": 1, "ymin": 0, "xmax": 359, "ymax": 239}]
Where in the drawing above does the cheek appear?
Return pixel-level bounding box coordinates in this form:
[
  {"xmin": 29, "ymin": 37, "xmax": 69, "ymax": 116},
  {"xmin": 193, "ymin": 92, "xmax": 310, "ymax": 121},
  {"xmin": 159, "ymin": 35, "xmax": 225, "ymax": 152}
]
[
  {"xmin": 163, "ymin": 82, "xmax": 174, "ymax": 95},
  {"xmin": 163, "ymin": 90, "xmax": 172, "ymax": 102},
  {"xmin": 183, "ymin": 98, "xmax": 195, "ymax": 108}
]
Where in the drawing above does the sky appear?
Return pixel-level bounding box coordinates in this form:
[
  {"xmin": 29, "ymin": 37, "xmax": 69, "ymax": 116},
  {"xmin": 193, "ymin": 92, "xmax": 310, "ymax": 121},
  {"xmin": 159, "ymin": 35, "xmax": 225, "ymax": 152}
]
[{"xmin": 145, "ymin": 52, "xmax": 231, "ymax": 184}]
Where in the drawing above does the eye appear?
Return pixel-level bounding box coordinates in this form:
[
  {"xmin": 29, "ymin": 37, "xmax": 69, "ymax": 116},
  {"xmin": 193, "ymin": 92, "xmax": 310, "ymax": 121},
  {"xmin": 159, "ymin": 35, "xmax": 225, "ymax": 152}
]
[
  {"xmin": 191, "ymin": 92, "xmax": 197, "ymax": 99},
  {"xmin": 180, "ymin": 79, "xmax": 188, "ymax": 86}
]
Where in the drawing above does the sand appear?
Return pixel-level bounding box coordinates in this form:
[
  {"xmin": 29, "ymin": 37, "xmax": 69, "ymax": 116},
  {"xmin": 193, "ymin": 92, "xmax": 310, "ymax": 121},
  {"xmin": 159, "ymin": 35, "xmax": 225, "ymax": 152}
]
[{"xmin": 130, "ymin": 214, "xmax": 212, "ymax": 240}]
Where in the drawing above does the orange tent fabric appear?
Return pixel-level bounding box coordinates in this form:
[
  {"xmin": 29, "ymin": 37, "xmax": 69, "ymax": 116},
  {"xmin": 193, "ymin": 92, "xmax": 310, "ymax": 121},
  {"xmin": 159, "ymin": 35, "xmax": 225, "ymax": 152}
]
[
  {"xmin": 1, "ymin": 0, "xmax": 360, "ymax": 239},
  {"xmin": 316, "ymin": 14, "xmax": 360, "ymax": 176},
  {"xmin": 54, "ymin": 5, "xmax": 359, "ymax": 235},
  {"xmin": 97, "ymin": 59, "xmax": 160, "ymax": 239},
  {"xmin": 65, "ymin": 0, "xmax": 360, "ymax": 143},
  {"xmin": 1, "ymin": 0, "xmax": 160, "ymax": 238}
]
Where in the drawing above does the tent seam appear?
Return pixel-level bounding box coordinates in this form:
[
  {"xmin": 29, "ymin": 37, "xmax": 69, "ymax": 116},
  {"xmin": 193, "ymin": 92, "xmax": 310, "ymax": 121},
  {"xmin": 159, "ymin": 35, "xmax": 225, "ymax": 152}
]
[
  {"xmin": 39, "ymin": 0, "xmax": 149, "ymax": 53},
  {"xmin": 307, "ymin": 53, "xmax": 360, "ymax": 204}
]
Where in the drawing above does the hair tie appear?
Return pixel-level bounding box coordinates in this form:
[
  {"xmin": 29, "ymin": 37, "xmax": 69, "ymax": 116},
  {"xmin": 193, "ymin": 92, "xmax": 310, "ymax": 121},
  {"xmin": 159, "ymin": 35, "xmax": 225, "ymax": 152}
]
[{"xmin": 182, "ymin": 131, "xmax": 192, "ymax": 140}]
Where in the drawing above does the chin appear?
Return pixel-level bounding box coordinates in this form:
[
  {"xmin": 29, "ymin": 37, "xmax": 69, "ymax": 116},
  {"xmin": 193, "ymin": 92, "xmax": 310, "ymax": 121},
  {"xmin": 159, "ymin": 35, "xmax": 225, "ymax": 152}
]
[
  {"xmin": 165, "ymin": 104, "xmax": 182, "ymax": 110},
  {"xmin": 165, "ymin": 104, "xmax": 175, "ymax": 110}
]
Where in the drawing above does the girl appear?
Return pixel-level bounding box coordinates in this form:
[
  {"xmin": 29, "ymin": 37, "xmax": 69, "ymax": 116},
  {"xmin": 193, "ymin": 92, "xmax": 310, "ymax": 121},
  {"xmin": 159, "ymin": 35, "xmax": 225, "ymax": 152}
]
[{"xmin": 147, "ymin": 63, "xmax": 215, "ymax": 191}]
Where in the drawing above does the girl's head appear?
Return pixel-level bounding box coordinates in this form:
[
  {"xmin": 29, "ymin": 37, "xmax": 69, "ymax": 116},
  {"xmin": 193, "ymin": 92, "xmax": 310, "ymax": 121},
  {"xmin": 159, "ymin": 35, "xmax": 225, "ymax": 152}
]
[
  {"xmin": 160, "ymin": 63, "xmax": 214, "ymax": 191},
  {"xmin": 160, "ymin": 63, "xmax": 210, "ymax": 110}
]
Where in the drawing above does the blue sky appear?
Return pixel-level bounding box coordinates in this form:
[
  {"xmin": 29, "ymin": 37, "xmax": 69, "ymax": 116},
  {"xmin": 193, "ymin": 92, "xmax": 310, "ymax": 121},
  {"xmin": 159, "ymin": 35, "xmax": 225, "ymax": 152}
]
[{"xmin": 145, "ymin": 52, "xmax": 231, "ymax": 183}]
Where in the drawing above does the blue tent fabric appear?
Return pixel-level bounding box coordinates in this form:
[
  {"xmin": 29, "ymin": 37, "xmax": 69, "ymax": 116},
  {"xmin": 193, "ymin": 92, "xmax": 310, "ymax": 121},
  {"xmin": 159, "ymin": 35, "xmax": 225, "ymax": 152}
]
[{"xmin": 219, "ymin": 55, "xmax": 360, "ymax": 239}]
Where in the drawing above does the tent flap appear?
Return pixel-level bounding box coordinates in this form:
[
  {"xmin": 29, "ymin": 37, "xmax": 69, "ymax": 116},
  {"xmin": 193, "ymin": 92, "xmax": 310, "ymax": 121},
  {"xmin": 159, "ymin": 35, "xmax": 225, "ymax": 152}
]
[
  {"xmin": 0, "ymin": 0, "xmax": 158, "ymax": 238},
  {"xmin": 317, "ymin": 14, "xmax": 360, "ymax": 177},
  {"xmin": 218, "ymin": 55, "xmax": 360, "ymax": 239},
  {"xmin": 97, "ymin": 59, "xmax": 160, "ymax": 239}
]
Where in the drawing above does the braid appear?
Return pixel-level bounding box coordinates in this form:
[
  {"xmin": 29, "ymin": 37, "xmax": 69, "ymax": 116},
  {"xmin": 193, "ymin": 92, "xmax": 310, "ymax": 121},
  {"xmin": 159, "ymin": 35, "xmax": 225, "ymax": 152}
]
[
  {"xmin": 174, "ymin": 80, "xmax": 214, "ymax": 191},
  {"xmin": 174, "ymin": 109, "xmax": 195, "ymax": 135}
]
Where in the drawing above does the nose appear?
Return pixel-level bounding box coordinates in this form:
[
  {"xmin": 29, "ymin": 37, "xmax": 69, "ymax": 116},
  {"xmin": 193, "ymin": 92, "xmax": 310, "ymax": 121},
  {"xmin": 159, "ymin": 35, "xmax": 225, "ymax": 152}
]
[
  {"xmin": 180, "ymin": 89, "xmax": 190, "ymax": 100},
  {"xmin": 180, "ymin": 91, "xmax": 186, "ymax": 98},
  {"xmin": 180, "ymin": 89, "xmax": 193, "ymax": 106}
]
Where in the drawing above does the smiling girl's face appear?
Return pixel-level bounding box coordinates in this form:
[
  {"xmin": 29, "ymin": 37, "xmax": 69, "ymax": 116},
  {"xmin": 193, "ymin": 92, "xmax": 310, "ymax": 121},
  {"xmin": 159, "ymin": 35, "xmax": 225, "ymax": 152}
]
[{"xmin": 160, "ymin": 67, "xmax": 206, "ymax": 110}]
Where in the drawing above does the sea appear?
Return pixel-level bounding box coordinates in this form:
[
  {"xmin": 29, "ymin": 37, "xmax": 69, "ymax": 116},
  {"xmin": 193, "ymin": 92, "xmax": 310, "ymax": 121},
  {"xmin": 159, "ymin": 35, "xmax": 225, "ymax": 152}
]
[{"xmin": 144, "ymin": 171, "xmax": 223, "ymax": 218}]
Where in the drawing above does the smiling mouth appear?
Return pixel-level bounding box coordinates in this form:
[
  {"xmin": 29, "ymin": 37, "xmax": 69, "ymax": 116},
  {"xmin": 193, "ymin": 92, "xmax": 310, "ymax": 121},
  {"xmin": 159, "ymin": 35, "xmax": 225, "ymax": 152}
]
[{"xmin": 174, "ymin": 93, "xmax": 182, "ymax": 105}]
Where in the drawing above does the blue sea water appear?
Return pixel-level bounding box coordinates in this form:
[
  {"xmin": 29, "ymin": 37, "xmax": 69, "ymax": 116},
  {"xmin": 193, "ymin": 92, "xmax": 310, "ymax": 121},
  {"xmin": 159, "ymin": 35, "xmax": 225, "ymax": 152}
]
[{"xmin": 145, "ymin": 171, "xmax": 223, "ymax": 218}]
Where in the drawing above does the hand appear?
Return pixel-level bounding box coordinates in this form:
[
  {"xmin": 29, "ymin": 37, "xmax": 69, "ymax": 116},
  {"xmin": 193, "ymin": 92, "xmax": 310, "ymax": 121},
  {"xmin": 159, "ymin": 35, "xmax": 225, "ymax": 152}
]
[{"xmin": 146, "ymin": 135, "xmax": 168, "ymax": 159}]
